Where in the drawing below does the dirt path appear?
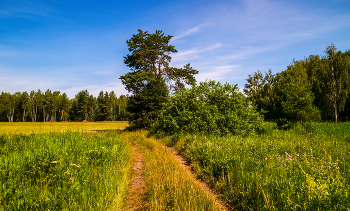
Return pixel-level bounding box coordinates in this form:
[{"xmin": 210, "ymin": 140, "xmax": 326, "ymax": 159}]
[
  {"xmin": 164, "ymin": 146, "xmax": 231, "ymax": 211},
  {"xmin": 124, "ymin": 144, "xmax": 148, "ymax": 211}
]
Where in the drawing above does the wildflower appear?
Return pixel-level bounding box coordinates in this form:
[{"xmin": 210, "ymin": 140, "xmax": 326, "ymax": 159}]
[
  {"xmin": 51, "ymin": 161, "xmax": 58, "ymax": 164},
  {"xmin": 336, "ymin": 167, "xmax": 339, "ymax": 170},
  {"xmin": 249, "ymin": 157, "xmax": 250, "ymax": 158},
  {"xmin": 328, "ymin": 162, "xmax": 330, "ymax": 164},
  {"xmin": 265, "ymin": 158, "xmax": 267, "ymax": 160},
  {"xmin": 313, "ymin": 157, "xmax": 315, "ymax": 159},
  {"xmin": 297, "ymin": 154, "xmax": 299, "ymax": 156},
  {"xmin": 303, "ymin": 154, "xmax": 307, "ymax": 156},
  {"xmin": 285, "ymin": 152, "xmax": 288, "ymax": 155}
]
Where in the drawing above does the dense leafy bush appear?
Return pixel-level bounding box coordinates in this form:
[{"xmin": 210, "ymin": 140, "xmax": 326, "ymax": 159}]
[{"xmin": 153, "ymin": 80, "xmax": 263, "ymax": 136}]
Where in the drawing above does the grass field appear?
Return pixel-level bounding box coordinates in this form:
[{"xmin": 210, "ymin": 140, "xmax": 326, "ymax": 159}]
[
  {"xmin": 0, "ymin": 121, "xmax": 129, "ymax": 134},
  {"xmin": 0, "ymin": 130, "xmax": 131, "ymax": 210},
  {"xmin": 0, "ymin": 122, "xmax": 224, "ymax": 211},
  {"xmin": 2, "ymin": 121, "xmax": 350, "ymax": 210},
  {"xmin": 163, "ymin": 122, "xmax": 350, "ymax": 210}
]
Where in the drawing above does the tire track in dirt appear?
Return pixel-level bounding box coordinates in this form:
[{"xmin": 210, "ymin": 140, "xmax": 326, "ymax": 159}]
[
  {"xmin": 125, "ymin": 144, "xmax": 148, "ymax": 211},
  {"xmin": 164, "ymin": 145, "xmax": 231, "ymax": 211}
]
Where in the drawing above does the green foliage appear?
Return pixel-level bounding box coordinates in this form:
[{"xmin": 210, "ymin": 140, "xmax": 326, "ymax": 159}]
[
  {"xmin": 0, "ymin": 131, "xmax": 130, "ymax": 210},
  {"xmin": 307, "ymin": 44, "xmax": 350, "ymax": 122},
  {"xmin": 95, "ymin": 91, "xmax": 111, "ymax": 121},
  {"xmin": 162, "ymin": 122, "xmax": 350, "ymax": 210},
  {"xmin": 274, "ymin": 62, "xmax": 321, "ymax": 129},
  {"xmin": 244, "ymin": 69, "xmax": 277, "ymax": 120},
  {"xmin": 153, "ymin": 80, "xmax": 264, "ymax": 136},
  {"xmin": 69, "ymin": 90, "xmax": 91, "ymax": 122},
  {"xmin": 245, "ymin": 44, "xmax": 350, "ymax": 125},
  {"xmin": 121, "ymin": 29, "xmax": 198, "ymax": 92},
  {"xmin": 128, "ymin": 77, "xmax": 169, "ymax": 129}
]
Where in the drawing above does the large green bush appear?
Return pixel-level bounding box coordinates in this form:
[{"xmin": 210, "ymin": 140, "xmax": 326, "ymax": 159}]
[{"xmin": 153, "ymin": 80, "xmax": 263, "ymax": 136}]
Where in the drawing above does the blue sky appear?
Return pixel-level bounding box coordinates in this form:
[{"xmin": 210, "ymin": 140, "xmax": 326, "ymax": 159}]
[{"xmin": 1, "ymin": 0, "xmax": 350, "ymax": 98}]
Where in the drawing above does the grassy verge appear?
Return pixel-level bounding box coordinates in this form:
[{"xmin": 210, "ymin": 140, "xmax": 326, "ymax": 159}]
[
  {"xmin": 0, "ymin": 131, "xmax": 131, "ymax": 210},
  {"xmin": 122, "ymin": 130, "xmax": 220, "ymax": 211},
  {"xmin": 162, "ymin": 122, "xmax": 350, "ymax": 210}
]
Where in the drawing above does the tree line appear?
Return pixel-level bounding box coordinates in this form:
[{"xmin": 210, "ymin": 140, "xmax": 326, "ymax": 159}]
[
  {"xmin": 244, "ymin": 44, "xmax": 350, "ymax": 128},
  {"xmin": 1, "ymin": 28, "xmax": 349, "ymax": 132},
  {"xmin": 0, "ymin": 89, "xmax": 130, "ymax": 122}
]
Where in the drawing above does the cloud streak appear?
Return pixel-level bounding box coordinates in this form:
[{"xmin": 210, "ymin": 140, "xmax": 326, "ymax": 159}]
[{"xmin": 172, "ymin": 24, "xmax": 206, "ymax": 41}]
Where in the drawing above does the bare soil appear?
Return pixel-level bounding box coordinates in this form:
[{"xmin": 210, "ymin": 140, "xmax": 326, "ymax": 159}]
[
  {"xmin": 124, "ymin": 145, "xmax": 148, "ymax": 211},
  {"xmin": 164, "ymin": 146, "xmax": 231, "ymax": 211}
]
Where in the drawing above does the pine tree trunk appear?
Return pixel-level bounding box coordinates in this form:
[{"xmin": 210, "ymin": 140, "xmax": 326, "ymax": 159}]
[
  {"xmin": 35, "ymin": 106, "xmax": 37, "ymax": 122},
  {"xmin": 32, "ymin": 103, "xmax": 35, "ymax": 122},
  {"xmin": 23, "ymin": 109, "xmax": 26, "ymax": 122}
]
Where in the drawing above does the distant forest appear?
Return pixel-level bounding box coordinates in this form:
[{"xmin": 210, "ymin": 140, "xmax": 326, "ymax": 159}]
[
  {"xmin": 0, "ymin": 44, "xmax": 349, "ymax": 123},
  {"xmin": 0, "ymin": 90, "xmax": 130, "ymax": 122}
]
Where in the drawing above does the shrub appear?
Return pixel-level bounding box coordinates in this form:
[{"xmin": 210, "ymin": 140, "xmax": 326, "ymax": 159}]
[{"xmin": 153, "ymin": 80, "xmax": 263, "ymax": 136}]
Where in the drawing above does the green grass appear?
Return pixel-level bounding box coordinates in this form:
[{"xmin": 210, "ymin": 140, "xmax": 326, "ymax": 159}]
[
  {"xmin": 0, "ymin": 131, "xmax": 131, "ymax": 210},
  {"xmin": 162, "ymin": 122, "xmax": 350, "ymax": 210}
]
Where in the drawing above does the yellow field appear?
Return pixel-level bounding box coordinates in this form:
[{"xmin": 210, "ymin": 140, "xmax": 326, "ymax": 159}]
[{"xmin": 0, "ymin": 121, "xmax": 129, "ymax": 134}]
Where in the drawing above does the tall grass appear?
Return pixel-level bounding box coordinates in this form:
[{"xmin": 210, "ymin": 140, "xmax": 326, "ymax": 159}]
[
  {"xmin": 164, "ymin": 122, "xmax": 350, "ymax": 210},
  {"xmin": 123, "ymin": 131, "xmax": 221, "ymax": 211},
  {"xmin": 0, "ymin": 131, "xmax": 131, "ymax": 210}
]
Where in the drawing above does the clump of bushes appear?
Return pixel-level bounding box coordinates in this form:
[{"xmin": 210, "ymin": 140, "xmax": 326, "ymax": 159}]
[{"xmin": 153, "ymin": 80, "xmax": 263, "ymax": 136}]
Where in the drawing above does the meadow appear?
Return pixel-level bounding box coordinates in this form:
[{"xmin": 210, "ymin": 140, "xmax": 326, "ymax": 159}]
[
  {"xmin": 0, "ymin": 121, "xmax": 129, "ymax": 134},
  {"xmin": 0, "ymin": 130, "xmax": 131, "ymax": 210},
  {"xmin": 1, "ymin": 121, "xmax": 350, "ymax": 210},
  {"xmin": 0, "ymin": 122, "xmax": 225, "ymax": 211},
  {"xmin": 162, "ymin": 122, "xmax": 350, "ymax": 210}
]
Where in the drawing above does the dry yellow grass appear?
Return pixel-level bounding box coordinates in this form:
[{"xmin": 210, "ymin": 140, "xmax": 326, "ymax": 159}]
[{"xmin": 0, "ymin": 121, "xmax": 129, "ymax": 134}]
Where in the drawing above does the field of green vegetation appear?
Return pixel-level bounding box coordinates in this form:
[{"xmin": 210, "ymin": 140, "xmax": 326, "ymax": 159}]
[
  {"xmin": 162, "ymin": 122, "xmax": 350, "ymax": 210},
  {"xmin": 1, "ymin": 121, "xmax": 350, "ymax": 210},
  {"xmin": 0, "ymin": 131, "xmax": 131, "ymax": 210}
]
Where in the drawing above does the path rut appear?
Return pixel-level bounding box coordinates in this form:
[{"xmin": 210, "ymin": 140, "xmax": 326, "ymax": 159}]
[{"xmin": 124, "ymin": 145, "xmax": 147, "ymax": 211}]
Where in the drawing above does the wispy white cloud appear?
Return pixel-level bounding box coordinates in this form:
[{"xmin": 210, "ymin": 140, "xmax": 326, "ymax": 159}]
[
  {"xmin": 0, "ymin": 1, "xmax": 57, "ymax": 20},
  {"xmin": 172, "ymin": 24, "xmax": 206, "ymax": 41},
  {"xmin": 195, "ymin": 65, "xmax": 241, "ymax": 82},
  {"xmin": 171, "ymin": 43, "xmax": 222, "ymax": 64}
]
